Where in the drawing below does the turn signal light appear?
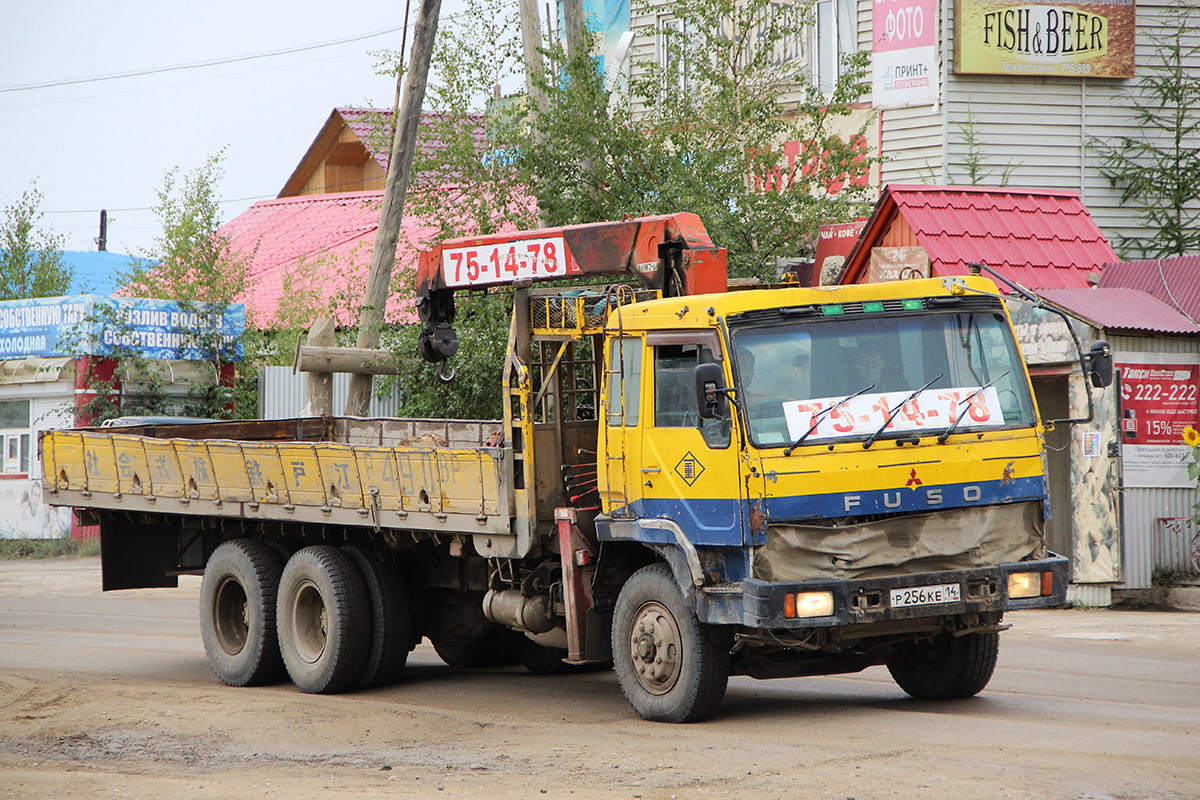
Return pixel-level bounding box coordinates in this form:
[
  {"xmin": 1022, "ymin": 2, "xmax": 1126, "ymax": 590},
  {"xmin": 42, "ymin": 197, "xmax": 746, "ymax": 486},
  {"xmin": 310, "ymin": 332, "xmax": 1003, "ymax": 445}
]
[
  {"xmin": 784, "ymin": 591, "xmax": 834, "ymax": 619},
  {"xmin": 1008, "ymin": 571, "xmax": 1044, "ymax": 598}
]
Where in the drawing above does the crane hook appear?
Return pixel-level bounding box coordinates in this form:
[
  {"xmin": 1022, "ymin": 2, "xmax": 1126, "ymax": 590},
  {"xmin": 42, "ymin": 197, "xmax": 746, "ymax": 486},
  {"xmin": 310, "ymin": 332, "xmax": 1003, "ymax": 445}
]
[{"xmin": 436, "ymin": 360, "xmax": 456, "ymax": 384}]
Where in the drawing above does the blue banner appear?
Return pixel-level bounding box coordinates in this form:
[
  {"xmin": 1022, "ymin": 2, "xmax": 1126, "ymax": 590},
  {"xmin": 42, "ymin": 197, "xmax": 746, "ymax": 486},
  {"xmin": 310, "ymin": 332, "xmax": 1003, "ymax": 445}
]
[{"xmin": 0, "ymin": 295, "xmax": 245, "ymax": 361}]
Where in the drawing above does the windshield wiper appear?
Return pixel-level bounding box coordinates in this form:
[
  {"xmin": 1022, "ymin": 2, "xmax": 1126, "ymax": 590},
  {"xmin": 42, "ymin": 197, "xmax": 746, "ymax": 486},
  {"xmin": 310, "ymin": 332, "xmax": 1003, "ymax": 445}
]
[
  {"xmin": 862, "ymin": 374, "xmax": 944, "ymax": 449},
  {"xmin": 936, "ymin": 371, "xmax": 1011, "ymax": 444},
  {"xmin": 783, "ymin": 385, "xmax": 875, "ymax": 456}
]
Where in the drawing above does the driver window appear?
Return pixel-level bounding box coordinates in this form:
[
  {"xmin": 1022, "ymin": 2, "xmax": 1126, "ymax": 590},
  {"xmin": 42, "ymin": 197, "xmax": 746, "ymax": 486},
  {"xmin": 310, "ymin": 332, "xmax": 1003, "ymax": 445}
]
[{"xmin": 653, "ymin": 343, "xmax": 730, "ymax": 448}]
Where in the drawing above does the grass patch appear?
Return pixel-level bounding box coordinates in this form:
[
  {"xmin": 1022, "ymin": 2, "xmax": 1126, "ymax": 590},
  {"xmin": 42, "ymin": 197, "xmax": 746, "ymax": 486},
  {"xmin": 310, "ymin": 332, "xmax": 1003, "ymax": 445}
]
[{"xmin": 0, "ymin": 537, "xmax": 102, "ymax": 560}]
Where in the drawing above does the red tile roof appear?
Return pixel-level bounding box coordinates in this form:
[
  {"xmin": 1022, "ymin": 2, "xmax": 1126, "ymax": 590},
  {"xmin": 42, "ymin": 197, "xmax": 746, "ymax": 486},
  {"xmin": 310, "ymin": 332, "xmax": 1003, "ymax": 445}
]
[
  {"xmin": 1098, "ymin": 255, "xmax": 1200, "ymax": 325},
  {"xmin": 1035, "ymin": 288, "xmax": 1200, "ymax": 335},
  {"xmin": 840, "ymin": 185, "xmax": 1118, "ymax": 290},
  {"xmin": 221, "ymin": 191, "xmax": 434, "ymax": 327}
]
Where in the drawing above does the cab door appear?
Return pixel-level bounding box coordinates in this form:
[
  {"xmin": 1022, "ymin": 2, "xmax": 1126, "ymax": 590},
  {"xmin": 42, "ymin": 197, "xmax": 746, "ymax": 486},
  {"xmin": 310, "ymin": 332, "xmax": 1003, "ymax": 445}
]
[
  {"xmin": 598, "ymin": 334, "xmax": 645, "ymax": 516},
  {"xmin": 639, "ymin": 332, "xmax": 743, "ymax": 546}
]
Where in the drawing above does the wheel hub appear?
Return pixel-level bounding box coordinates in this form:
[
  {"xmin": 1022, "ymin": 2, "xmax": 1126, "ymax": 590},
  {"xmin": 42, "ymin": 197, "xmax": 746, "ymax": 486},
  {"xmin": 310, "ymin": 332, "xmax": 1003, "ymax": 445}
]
[
  {"xmin": 213, "ymin": 576, "xmax": 249, "ymax": 656},
  {"xmin": 291, "ymin": 579, "xmax": 328, "ymax": 664},
  {"xmin": 628, "ymin": 601, "xmax": 681, "ymax": 695}
]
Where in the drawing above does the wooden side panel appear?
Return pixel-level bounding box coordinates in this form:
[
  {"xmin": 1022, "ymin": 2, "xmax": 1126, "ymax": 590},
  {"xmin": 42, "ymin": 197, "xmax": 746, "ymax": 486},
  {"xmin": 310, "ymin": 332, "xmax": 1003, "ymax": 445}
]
[
  {"xmin": 355, "ymin": 448, "xmax": 403, "ymax": 511},
  {"xmin": 207, "ymin": 442, "xmax": 254, "ymax": 503},
  {"xmin": 394, "ymin": 449, "xmax": 443, "ymax": 512},
  {"xmin": 174, "ymin": 442, "xmax": 219, "ymax": 501},
  {"xmin": 111, "ymin": 435, "xmax": 151, "ymax": 495},
  {"xmin": 241, "ymin": 442, "xmax": 289, "ymax": 505},
  {"xmin": 277, "ymin": 443, "xmax": 326, "ymax": 507},
  {"xmin": 316, "ymin": 444, "xmax": 364, "ymax": 509},
  {"xmin": 143, "ymin": 440, "xmax": 185, "ymax": 498},
  {"xmin": 83, "ymin": 435, "xmax": 118, "ymax": 495},
  {"xmin": 48, "ymin": 432, "xmax": 85, "ymax": 491}
]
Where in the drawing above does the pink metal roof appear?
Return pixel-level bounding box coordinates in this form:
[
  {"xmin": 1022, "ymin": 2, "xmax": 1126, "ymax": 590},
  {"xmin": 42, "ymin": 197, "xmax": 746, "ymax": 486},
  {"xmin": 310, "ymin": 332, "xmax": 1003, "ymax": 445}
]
[
  {"xmin": 334, "ymin": 107, "xmax": 488, "ymax": 174},
  {"xmin": 1098, "ymin": 255, "xmax": 1200, "ymax": 325},
  {"xmin": 841, "ymin": 185, "xmax": 1118, "ymax": 290},
  {"xmin": 1035, "ymin": 288, "xmax": 1200, "ymax": 335},
  {"xmin": 220, "ymin": 191, "xmax": 434, "ymax": 327}
]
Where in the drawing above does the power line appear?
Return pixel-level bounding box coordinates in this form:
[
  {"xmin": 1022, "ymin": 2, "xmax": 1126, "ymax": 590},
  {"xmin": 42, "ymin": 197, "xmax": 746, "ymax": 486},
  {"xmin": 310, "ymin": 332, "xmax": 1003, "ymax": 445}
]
[{"xmin": 0, "ymin": 24, "xmax": 408, "ymax": 94}]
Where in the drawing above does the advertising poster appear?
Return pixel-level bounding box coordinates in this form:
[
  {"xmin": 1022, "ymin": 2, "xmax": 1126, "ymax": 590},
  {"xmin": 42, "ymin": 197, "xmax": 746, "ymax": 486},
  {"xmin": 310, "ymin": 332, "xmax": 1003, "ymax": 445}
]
[
  {"xmin": 873, "ymin": 0, "xmax": 939, "ymax": 109},
  {"xmin": 0, "ymin": 479, "xmax": 71, "ymax": 539},
  {"xmin": 1117, "ymin": 355, "xmax": 1200, "ymax": 488},
  {"xmin": 954, "ymin": 0, "xmax": 1136, "ymax": 79},
  {"xmin": 813, "ymin": 220, "xmax": 867, "ymax": 285},
  {"xmin": 0, "ymin": 295, "xmax": 245, "ymax": 362},
  {"xmin": 868, "ymin": 246, "xmax": 930, "ymax": 282}
]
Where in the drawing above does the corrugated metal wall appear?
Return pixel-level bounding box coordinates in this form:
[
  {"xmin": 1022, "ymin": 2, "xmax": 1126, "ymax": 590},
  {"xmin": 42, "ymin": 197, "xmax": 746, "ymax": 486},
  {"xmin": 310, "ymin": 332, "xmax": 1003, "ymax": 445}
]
[
  {"xmin": 1110, "ymin": 334, "xmax": 1200, "ymax": 588},
  {"xmin": 259, "ymin": 366, "xmax": 404, "ymax": 420}
]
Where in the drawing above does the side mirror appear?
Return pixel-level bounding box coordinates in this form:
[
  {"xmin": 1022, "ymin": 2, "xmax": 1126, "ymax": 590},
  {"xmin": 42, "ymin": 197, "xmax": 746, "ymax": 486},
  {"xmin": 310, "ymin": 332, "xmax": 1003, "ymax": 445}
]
[
  {"xmin": 694, "ymin": 362, "xmax": 727, "ymax": 419},
  {"xmin": 1088, "ymin": 340, "xmax": 1113, "ymax": 388}
]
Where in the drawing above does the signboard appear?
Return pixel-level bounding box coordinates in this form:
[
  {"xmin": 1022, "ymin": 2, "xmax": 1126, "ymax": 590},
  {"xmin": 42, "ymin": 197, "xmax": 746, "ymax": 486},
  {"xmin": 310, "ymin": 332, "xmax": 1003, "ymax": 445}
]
[
  {"xmin": 1118, "ymin": 355, "xmax": 1200, "ymax": 488},
  {"xmin": 0, "ymin": 295, "xmax": 245, "ymax": 362},
  {"xmin": 869, "ymin": 246, "xmax": 930, "ymax": 282},
  {"xmin": 954, "ymin": 0, "xmax": 1136, "ymax": 79},
  {"xmin": 873, "ymin": 0, "xmax": 939, "ymax": 108},
  {"xmin": 814, "ymin": 220, "xmax": 867, "ymax": 285},
  {"xmin": 781, "ymin": 385, "xmax": 1006, "ymax": 442},
  {"xmin": 441, "ymin": 236, "xmax": 572, "ymax": 288}
]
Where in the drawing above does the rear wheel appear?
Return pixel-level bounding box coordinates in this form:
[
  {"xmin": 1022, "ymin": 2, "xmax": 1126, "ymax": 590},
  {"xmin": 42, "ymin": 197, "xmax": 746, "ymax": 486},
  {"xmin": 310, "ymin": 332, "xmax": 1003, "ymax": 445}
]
[
  {"xmin": 199, "ymin": 539, "xmax": 286, "ymax": 687},
  {"xmin": 343, "ymin": 545, "xmax": 411, "ymax": 688},
  {"xmin": 886, "ymin": 631, "xmax": 999, "ymax": 700},
  {"xmin": 612, "ymin": 564, "xmax": 729, "ymax": 723},
  {"xmin": 276, "ymin": 546, "xmax": 371, "ymax": 694}
]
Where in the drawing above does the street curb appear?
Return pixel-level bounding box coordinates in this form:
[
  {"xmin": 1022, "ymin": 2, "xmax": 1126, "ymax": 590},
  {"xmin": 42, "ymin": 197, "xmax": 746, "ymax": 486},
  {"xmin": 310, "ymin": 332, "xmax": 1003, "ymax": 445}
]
[{"xmin": 1113, "ymin": 585, "xmax": 1200, "ymax": 612}]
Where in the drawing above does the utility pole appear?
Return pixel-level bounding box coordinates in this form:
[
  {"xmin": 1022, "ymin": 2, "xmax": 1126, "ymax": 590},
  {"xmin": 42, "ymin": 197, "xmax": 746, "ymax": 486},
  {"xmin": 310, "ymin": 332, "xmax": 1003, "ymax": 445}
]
[
  {"xmin": 562, "ymin": 0, "xmax": 586, "ymax": 61},
  {"xmin": 518, "ymin": 0, "xmax": 548, "ymax": 116},
  {"xmin": 345, "ymin": 0, "xmax": 442, "ymax": 417},
  {"xmin": 97, "ymin": 210, "xmax": 107, "ymax": 252}
]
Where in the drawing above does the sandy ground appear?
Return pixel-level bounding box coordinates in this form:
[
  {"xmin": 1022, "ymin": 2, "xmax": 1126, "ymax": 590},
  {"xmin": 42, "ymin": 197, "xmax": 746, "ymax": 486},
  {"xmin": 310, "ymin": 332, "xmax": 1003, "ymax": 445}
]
[{"xmin": 1, "ymin": 557, "xmax": 1198, "ymax": 800}]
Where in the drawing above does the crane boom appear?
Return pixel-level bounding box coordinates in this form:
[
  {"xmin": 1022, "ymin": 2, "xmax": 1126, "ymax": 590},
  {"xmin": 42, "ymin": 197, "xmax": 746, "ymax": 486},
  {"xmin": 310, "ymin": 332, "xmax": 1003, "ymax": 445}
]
[{"xmin": 414, "ymin": 213, "xmax": 728, "ymax": 369}]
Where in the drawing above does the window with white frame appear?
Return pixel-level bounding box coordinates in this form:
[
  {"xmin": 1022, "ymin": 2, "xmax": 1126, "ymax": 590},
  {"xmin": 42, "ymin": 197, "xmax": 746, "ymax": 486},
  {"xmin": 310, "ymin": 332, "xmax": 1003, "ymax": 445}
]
[
  {"xmin": 657, "ymin": 14, "xmax": 690, "ymax": 92},
  {"xmin": 0, "ymin": 400, "xmax": 31, "ymax": 475},
  {"xmin": 812, "ymin": 0, "xmax": 858, "ymax": 93}
]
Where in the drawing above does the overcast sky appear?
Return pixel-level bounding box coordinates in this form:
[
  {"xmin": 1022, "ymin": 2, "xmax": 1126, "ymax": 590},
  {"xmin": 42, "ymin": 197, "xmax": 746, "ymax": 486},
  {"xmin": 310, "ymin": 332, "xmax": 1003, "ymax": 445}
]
[{"xmin": 0, "ymin": 0, "xmax": 475, "ymax": 256}]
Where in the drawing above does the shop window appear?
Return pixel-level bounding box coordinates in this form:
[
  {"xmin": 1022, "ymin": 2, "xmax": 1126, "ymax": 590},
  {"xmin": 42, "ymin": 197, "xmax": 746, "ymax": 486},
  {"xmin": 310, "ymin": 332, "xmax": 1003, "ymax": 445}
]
[{"xmin": 0, "ymin": 400, "xmax": 31, "ymax": 475}]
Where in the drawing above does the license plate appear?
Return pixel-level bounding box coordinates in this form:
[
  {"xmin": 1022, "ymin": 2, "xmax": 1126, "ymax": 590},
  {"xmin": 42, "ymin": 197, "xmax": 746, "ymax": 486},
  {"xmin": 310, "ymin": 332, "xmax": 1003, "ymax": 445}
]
[{"xmin": 890, "ymin": 583, "xmax": 962, "ymax": 608}]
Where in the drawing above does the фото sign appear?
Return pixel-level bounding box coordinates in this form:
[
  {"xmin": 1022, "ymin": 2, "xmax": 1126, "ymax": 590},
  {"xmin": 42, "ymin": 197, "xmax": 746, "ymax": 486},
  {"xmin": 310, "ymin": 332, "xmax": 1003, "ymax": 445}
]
[
  {"xmin": 873, "ymin": 0, "xmax": 939, "ymax": 109},
  {"xmin": 954, "ymin": 0, "xmax": 1135, "ymax": 78},
  {"xmin": 1117, "ymin": 355, "xmax": 1200, "ymax": 488}
]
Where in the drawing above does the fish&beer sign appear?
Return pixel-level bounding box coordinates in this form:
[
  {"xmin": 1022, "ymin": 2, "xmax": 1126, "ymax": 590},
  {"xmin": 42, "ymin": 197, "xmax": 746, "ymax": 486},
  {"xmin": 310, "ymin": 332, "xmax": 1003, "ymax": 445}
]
[{"xmin": 954, "ymin": 0, "xmax": 1135, "ymax": 79}]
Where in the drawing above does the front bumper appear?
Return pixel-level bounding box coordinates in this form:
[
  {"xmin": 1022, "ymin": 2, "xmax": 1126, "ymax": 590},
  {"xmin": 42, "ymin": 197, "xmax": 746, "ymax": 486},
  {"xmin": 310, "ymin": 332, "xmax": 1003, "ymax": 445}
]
[{"xmin": 741, "ymin": 553, "xmax": 1069, "ymax": 629}]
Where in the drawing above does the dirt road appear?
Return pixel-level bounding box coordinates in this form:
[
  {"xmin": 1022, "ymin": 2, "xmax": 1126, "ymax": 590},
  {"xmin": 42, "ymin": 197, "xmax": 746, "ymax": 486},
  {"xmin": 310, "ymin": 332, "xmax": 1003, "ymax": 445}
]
[{"xmin": 1, "ymin": 558, "xmax": 1198, "ymax": 800}]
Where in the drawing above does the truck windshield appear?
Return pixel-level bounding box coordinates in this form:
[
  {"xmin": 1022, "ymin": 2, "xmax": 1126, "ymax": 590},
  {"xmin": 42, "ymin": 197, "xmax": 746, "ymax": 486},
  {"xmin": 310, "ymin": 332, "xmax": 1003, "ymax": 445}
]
[{"xmin": 730, "ymin": 308, "xmax": 1036, "ymax": 447}]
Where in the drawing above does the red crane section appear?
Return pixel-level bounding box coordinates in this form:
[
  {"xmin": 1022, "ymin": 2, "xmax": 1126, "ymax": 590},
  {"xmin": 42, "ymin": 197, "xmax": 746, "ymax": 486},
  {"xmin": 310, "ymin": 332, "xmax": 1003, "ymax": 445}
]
[{"xmin": 416, "ymin": 213, "xmax": 728, "ymax": 298}]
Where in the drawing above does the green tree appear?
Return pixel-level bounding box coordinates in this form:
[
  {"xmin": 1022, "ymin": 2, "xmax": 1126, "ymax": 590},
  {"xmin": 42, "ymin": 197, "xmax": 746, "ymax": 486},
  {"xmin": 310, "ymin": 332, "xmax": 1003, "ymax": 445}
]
[
  {"xmin": 119, "ymin": 153, "xmax": 255, "ymax": 418},
  {"xmin": 1091, "ymin": 0, "xmax": 1200, "ymax": 258},
  {"xmin": 518, "ymin": 0, "xmax": 878, "ymax": 280},
  {"xmin": 0, "ymin": 181, "xmax": 74, "ymax": 300}
]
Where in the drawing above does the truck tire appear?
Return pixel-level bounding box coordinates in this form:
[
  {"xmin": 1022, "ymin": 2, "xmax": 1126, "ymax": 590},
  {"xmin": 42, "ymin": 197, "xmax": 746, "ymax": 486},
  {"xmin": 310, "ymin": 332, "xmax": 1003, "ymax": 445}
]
[
  {"xmin": 343, "ymin": 545, "xmax": 411, "ymax": 688},
  {"xmin": 199, "ymin": 539, "xmax": 286, "ymax": 687},
  {"xmin": 276, "ymin": 546, "xmax": 371, "ymax": 694},
  {"xmin": 612, "ymin": 564, "xmax": 729, "ymax": 723},
  {"xmin": 511, "ymin": 633, "xmax": 568, "ymax": 675},
  {"xmin": 432, "ymin": 627, "xmax": 512, "ymax": 668},
  {"xmin": 885, "ymin": 631, "xmax": 999, "ymax": 700}
]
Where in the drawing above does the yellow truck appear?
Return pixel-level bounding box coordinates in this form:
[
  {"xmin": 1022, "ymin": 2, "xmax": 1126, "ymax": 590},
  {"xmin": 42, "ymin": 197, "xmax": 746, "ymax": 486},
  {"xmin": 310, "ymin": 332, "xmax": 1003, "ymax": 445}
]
[{"xmin": 41, "ymin": 213, "xmax": 1112, "ymax": 722}]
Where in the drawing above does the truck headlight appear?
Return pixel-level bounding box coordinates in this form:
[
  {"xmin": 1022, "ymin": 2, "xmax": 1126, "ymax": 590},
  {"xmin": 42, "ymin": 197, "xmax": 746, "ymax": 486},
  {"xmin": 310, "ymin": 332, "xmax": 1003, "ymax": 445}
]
[{"xmin": 784, "ymin": 591, "xmax": 834, "ymax": 619}]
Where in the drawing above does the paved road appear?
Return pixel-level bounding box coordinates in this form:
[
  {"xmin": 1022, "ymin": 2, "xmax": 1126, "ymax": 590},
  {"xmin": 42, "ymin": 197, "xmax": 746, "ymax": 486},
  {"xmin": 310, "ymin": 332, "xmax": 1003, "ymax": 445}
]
[{"xmin": 1, "ymin": 558, "xmax": 1198, "ymax": 800}]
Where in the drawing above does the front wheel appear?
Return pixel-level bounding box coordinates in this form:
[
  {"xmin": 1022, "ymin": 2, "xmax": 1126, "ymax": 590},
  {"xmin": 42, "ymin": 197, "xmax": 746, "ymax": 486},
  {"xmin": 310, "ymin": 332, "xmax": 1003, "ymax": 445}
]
[
  {"xmin": 612, "ymin": 564, "xmax": 729, "ymax": 723},
  {"xmin": 885, "ymin": 631, "xmax": 999, "ymax": 700}
]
